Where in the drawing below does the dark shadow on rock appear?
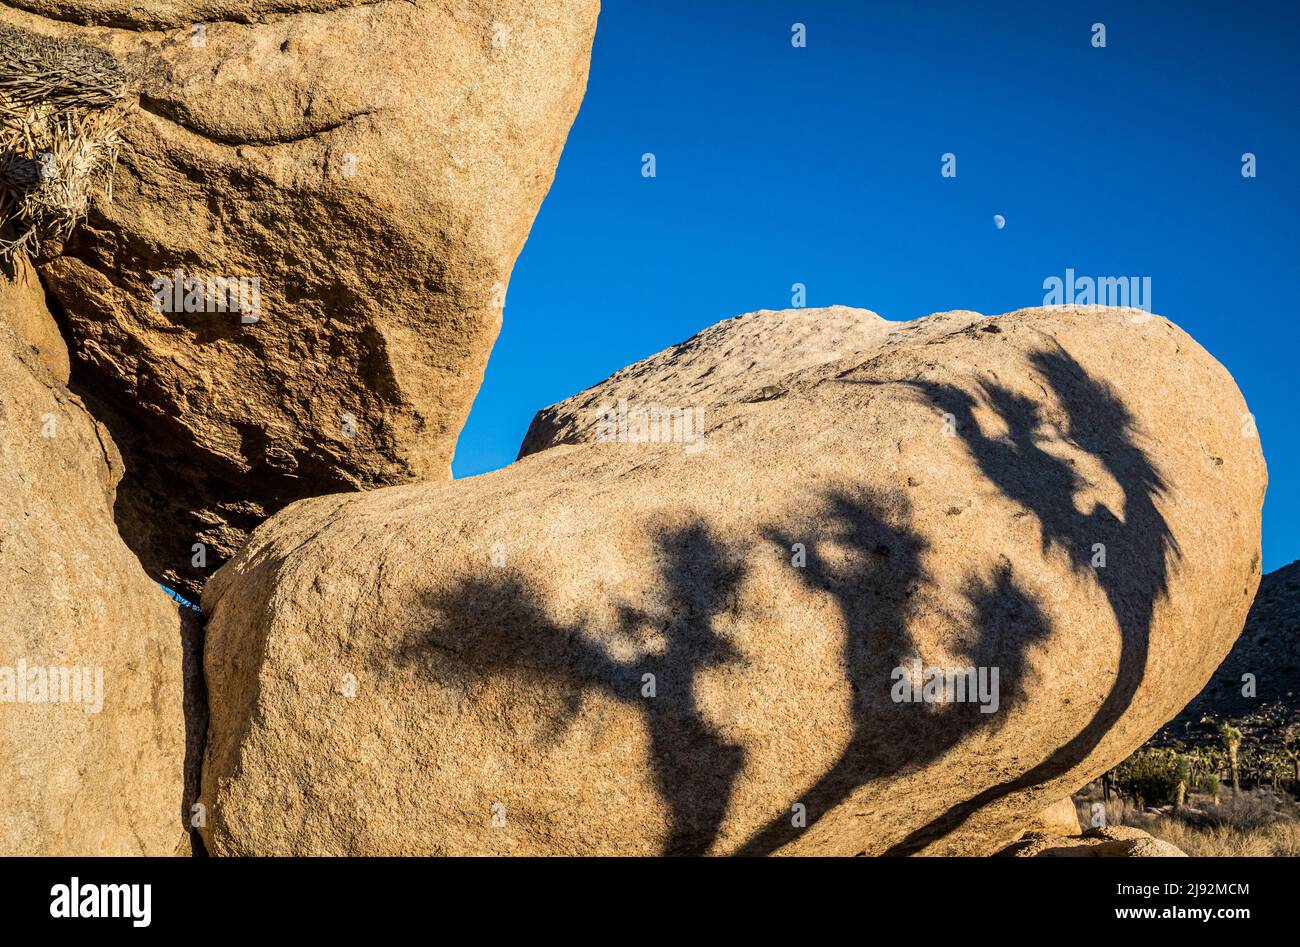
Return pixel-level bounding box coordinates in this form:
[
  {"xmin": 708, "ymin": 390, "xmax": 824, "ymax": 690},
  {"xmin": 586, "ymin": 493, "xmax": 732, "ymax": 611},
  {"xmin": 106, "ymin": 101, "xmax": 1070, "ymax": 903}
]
[
  {"xmin": 397, "ymin": 522, "xmax": 747, "ymax": 856},
  {"xmin": 399, "ymin": 342, "xmax": 1174, "ymax": 857},
  {"xmin": 34, "ymin": 246, "xmax": 363, "ymax": 602},
  {"xmin": 882, "ymin": 344, "xmax": 1179, "ymax": 854},
  {"xmin": 179, "ymin": 608, "xmax": 209, "ymax": 856},
  {"xmin": 29, "ymin": 267, "xmax": 221, "ymax": 854},
  {"xmin": 735, "ymin": 492, "xmax": 1051, "ymax": 855}
]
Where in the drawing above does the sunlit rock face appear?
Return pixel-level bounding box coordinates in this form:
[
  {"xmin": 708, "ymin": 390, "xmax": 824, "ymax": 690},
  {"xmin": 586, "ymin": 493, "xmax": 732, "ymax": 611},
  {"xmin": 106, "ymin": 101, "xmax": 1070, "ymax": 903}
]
[
  {"xmin": 0, "ymin": 317, "xmax": 185, "ymax": 855},
  {"xmin": 196, "ymin": 305, "xmax": 1264, "ymax": 855},
  {"xmin": 0, "ymin": 1, "xmax": 600, "ymax": 595}
]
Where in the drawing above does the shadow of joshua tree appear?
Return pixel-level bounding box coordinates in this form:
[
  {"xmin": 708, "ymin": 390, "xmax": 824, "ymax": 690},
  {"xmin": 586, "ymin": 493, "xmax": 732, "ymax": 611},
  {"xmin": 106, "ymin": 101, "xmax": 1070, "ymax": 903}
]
[
  {"xmin": 398, "ymin": 342, "xmax": 1179, "ymax": 856},
  {"xmin": 399, "ymin": 523, "xmax": 747, "ymax": 856},
  {"xmin": 881, "ymin": 343, "xmax": 1180, "ymax": 854},
  {"xmin": 735, "ymin": 490, "xmax": 1053, "ymax": 855}
]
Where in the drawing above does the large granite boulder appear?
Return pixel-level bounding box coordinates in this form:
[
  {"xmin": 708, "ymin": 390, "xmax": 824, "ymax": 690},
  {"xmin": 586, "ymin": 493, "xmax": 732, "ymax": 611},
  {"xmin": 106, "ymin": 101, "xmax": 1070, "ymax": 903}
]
[
  {"xmin": 0, "ymin": 0, "xmax": 600, "ymax": 595},
  {"xmin": 0, "ymin": 309, "xmax": 185, "ymax": 854},
  {"xmin": 197, "ymin": 305, "xmax": 1265, "ymax": 855}
]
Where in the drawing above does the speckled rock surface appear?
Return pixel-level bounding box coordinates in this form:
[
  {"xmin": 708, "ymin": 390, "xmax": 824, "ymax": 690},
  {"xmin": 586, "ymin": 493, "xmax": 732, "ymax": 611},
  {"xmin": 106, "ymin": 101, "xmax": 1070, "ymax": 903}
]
[
  {"xmin": 199, "ymin": 305, "xmax": 1265, "ymax": 855},
  {"xmin": 0, "ymin": 317, "xmax": 184, "ymax": 855},
  {"xmin": 1003, "ymin": 825, "xmax": 1188, "ymax": 857},
  {"xmin": 0, "ymin": 255, "xmax": 67, "ymax": 384},
  {"xmin": 0, "ymin": 0, "xmax": 600, "ymax": 595}
]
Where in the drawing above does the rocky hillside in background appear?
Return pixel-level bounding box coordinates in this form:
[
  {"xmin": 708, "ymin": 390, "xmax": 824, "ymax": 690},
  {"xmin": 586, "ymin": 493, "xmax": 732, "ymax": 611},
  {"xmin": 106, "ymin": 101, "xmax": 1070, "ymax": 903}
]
[{"xmin": 1148, "ymin": 559, "xmax": 1299, "ymax": 755}]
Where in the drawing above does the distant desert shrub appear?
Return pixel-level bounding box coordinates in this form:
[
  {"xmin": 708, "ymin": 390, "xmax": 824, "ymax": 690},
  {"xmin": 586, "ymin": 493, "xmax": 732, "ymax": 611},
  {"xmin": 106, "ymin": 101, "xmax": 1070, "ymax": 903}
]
[
  {"xmin": 1202, "ymin": 787, "xmax": 1295, "ymax": 830},
  {"xmin": 1114, "ymin": 748, "xmax": 1183, "ymax": 807}
]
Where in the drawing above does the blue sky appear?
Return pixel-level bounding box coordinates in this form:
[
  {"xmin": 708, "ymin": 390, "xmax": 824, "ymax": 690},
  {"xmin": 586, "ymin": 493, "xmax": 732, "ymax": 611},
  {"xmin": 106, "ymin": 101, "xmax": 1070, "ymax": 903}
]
[{"xmin": 453, "ymin": 0, "xmax": 1299, "ymax": 573}]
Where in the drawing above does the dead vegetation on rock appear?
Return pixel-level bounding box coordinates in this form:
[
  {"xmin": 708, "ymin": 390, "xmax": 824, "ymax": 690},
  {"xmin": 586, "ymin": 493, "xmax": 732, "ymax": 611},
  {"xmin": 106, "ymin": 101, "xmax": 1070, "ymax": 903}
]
[{"xmin": 0, "ymin": 23, "xmax": 130, "ymax": 261}]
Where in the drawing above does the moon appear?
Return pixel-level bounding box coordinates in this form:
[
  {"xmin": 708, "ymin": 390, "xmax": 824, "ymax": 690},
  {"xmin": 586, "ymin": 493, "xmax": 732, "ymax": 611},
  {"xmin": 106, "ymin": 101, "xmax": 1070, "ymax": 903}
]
[{"xmin": 993, "ymin": 215, "xmax": 1006, "ymax": 229}]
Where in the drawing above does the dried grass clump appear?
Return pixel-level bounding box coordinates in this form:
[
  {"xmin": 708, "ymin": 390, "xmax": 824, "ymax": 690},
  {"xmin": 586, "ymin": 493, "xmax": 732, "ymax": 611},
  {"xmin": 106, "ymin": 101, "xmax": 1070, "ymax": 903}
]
[
  {"xmin": 0, "ymin": 23, "xmax": 131, "ymax": 262},
  {"xmin": 1138, "ymin": 815, "xmax": 1300, "ymax": 857},
  {"xmin": 1088, "ymin": 785, "xmax": 1300, "ymax": 857}
]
